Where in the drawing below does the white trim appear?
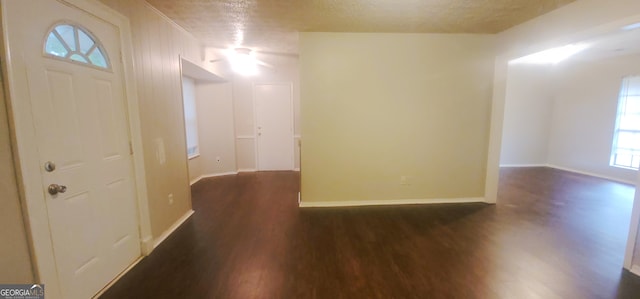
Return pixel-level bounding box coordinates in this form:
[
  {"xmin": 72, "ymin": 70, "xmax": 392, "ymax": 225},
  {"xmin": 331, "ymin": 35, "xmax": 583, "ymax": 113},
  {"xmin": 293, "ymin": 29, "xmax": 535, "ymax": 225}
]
[
  {"xmin": 546, "ymin": 164, "xmax": 636, "ymax": 185},
  {"xmin": 631, "ymin": 265, "xmax": 640, "ymax": 276},
  {"xmin": 188, "ymin": 153, "xmax": 200, "ymax": 160},
  {"xmin": 190, "ymin": 171, "xmax": 238, "ymax": 185},
  {"xmin": 237, "ymin": 168, "xmax": 257, "ymax": 173},
  {"xmin": 1, "ymin": 0, "xmax": 151, "ymax": 297},
  {"xmin": 499, "ymin": 164, "xmax": 547, "ymax": 168},
  {"xmin": 109, "ymin": 0, "xmax": 154, "ymax": 260},
  {"xmin": 484, "ymin": 57, "xmax": 508, "ymax": 205},
  {"xmin": 92, "ymin": 256, "xmax": 143, "ymax": 298},
  {"xmin": 299, "ymin": 197, "xmax": 485, "ymax": 208},
  {"xmin": 140, "ymin": 236, "xmax": 153, "ymax": 256},
  {"xmin": 624, "ymin": 169, "xmax": 640, "ymax": 269},
  {"xmin": 236, "ymin": 135, "xmax": 255, "ymax": 139},
  {"xmin": 153, "ymin": 210, "xmax": 194, "ymax": 248}
]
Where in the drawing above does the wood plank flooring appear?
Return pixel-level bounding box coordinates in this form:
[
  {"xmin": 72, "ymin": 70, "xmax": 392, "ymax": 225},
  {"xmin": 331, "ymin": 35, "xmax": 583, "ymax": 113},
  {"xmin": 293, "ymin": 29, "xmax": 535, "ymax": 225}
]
[{"xmin": 100, "ymin": 168, "xmax": 640, "ymax": 298}]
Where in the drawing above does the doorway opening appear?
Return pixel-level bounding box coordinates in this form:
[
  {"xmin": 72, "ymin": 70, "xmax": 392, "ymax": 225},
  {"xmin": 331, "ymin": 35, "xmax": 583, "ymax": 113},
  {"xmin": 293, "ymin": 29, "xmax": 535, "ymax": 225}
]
[{"xmin": 497, "ymin": 24, "xmax": 640, "ymax": 279}]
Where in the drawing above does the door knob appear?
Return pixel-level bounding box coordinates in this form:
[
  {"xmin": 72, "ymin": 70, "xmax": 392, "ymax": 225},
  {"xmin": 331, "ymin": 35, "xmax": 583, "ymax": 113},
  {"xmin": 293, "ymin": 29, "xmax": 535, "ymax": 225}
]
[{"xmin": 48, "ymin": 184, "xmax": 67, "ymax": 195}]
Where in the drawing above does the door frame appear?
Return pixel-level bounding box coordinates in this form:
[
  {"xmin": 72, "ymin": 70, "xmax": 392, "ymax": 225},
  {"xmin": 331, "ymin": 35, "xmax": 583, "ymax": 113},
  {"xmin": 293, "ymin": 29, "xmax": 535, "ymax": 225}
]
[
  {"xmin": 252, "ymin": 82, "xmax": 295, "ymax": 171},
  {"xmin": 0, "ymin": 0, "xmax": 152, "ymax": 297}
]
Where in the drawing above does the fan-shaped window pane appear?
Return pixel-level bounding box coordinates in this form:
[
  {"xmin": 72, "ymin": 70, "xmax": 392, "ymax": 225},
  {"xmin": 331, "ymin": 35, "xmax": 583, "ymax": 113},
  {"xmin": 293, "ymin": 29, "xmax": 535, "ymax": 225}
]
[
  {"xmin": 45, "ymin": 32, "xmax": 68, "ymax": 57},
  {"xmin": 78, "ymin": 29, "xmax": 94, "ymax": 53},
  {"xmin": 44, "ymin": 23, "xmax": 110, "ymax": 70},
  {"xmin": 70, "ymin": 54, "xmax": 88, "ymax": 63},
  {"xmin": 88, "ymin": 48, "xmax": 108, "ymax": 68},
  {"xmin": 55, "ymin": 25, "xmax": 76, "ymax": 52}
]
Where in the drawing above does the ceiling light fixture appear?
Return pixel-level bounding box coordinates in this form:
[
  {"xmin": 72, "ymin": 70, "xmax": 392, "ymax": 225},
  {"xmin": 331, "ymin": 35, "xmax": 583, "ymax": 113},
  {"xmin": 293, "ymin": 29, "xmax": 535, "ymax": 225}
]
[
  {"xmin": 510, "ymin": 44, "xmax": 589, "ymax": 65},
  {"xmin": 230, "ymin": 48, "xmax": 258, "ymax": 76}
]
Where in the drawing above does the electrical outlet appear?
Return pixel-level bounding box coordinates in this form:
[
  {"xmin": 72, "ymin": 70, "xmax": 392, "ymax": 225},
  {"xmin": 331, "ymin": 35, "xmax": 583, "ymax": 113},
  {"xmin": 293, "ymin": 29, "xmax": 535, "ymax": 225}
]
[
  {"xmin": 400, "ymin": 176, "xmax": 411, "ymax": 186},
  {"xmin": 168, "ymin": 193, "xmax": 174, "ymax": 205}
]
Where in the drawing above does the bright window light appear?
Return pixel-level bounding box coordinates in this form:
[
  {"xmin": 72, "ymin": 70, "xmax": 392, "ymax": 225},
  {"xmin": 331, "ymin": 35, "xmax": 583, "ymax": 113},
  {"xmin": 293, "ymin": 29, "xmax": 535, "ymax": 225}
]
[
  {"xmin": 229, "ymin": 48, "xmax": 258, "ymax": 76},
  {"xmin": 510, "ymin": 44, "xmax": 589, "ymax": 65},
  {"xmin": 181, "ymin": 77, "xmax": 199, "ymax": 159},
  {"xmin": 622, "ymin": 22, "xmax": 640, "ymax": 31},
  {"xmin": 611, "ymin": 76, "xmax": 640, "ymax": 170}
]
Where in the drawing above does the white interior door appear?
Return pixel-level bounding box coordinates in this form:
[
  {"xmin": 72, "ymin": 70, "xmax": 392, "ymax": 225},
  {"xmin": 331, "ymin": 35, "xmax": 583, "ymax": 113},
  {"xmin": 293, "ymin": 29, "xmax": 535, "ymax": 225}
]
[
  {"xmin": 4, "ymin": 1, "xmax": 141, "ymax": 298},
  {"xmin": 255, "ymin": 83, "xmax": 294, "ymax": 170}
]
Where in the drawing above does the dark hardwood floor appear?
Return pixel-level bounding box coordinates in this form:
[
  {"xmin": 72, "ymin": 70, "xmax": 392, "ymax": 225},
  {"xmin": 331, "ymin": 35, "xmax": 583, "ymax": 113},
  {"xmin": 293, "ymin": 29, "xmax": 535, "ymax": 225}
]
[{"xmin": 100, "ymin": 168, "xmax": 640, "ymax": 298}]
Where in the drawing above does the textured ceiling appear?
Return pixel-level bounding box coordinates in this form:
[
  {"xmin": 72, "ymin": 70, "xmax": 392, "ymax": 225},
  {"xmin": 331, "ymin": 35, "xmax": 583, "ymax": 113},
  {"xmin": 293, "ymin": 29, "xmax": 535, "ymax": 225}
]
[{"xmin": 146, "ymin": 0, "xmax": 576, "ymax": 55}]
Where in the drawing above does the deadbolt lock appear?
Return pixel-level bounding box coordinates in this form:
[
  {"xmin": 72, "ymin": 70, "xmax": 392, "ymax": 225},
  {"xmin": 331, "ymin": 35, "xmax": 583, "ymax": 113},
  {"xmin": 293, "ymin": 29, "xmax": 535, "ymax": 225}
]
[{"xmin": 44, "ymin": 161, "xmax": 56, "ymax": 172}]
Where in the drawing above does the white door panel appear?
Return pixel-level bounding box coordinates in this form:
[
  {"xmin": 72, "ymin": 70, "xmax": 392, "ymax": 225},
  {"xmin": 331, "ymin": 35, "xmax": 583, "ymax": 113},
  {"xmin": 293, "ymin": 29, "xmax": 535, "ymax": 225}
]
[
  {"xmin": 255, "ymin": 84, "xmax": 294, "ymax": 171},
  {"xmin": 5, "ymin": 1, "xmax": 141, "ymax": 298}
]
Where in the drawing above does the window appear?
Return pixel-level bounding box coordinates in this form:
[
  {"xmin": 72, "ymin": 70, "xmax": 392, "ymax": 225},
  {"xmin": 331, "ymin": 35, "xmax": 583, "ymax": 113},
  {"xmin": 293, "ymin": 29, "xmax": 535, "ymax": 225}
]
[
  {"xmin": 182, "ymin": 77, "xmax": 199, "ymax": 159},
  {"xmin": 611, "ymin": 76, "xmax": 640, "ymax": 169},
  {"xmin": 44, "ymin": 23, "xmax": 110, "ymax": 69}
]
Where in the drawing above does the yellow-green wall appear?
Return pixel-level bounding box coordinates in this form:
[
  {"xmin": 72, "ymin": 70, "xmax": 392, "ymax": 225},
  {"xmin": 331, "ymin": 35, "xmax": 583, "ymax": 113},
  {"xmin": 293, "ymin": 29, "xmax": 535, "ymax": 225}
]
[{"xmin": 300, "ymin": 33, "xmax": 495, "ymax": 204}]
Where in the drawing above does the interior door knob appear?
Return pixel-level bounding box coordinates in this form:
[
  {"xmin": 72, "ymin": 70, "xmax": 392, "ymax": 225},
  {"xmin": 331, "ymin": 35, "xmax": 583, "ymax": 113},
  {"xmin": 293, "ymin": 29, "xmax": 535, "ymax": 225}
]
[{"xmin": 48, "ymin": 184, "xmax": 67, "ymax": 195}]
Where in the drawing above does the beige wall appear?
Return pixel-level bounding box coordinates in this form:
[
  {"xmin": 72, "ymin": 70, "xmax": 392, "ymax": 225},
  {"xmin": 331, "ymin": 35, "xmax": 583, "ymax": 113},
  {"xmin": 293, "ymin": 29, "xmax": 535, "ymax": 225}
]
[
  {"xmin": 300, "ymin": 33, "xmax": 495, "ymax": 204},
  {"xmin": 0, "ymin": 73, "xmax": 34, "ymax": 283},
  {"xmin": 99, "ymin": 0, "xmax": 199, "ymax": 237},
  {"xmin": 232, "ymin": 60, "xmax": 301, "ymax": 171},
  {"xmin": 192, "ymin": 82, "xmax": 237, "ymax": 178},
  {"xmin": 547, "ymin": 54, "xmax": 640, "ymax": 184},
  {"xmin": 500, "ymin": 64, "xmax": 554, "ymax": 167}
]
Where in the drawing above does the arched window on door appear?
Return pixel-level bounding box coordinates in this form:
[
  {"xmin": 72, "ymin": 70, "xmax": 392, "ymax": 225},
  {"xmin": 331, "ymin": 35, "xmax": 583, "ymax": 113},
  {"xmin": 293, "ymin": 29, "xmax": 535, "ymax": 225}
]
[{"xmin": 44, "ymin": 23, "xmax": 110, "ymax": 70}]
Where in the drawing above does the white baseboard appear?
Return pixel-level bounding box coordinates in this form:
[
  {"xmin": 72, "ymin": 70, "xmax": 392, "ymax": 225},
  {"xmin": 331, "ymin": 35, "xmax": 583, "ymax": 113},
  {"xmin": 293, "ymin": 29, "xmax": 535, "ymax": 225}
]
[
  {"xmin": 500, "ymin": 164, "xmax": 635, "ymax": 185},
  {"xmin": 500, "ymin": 164, "xmax": 546, "ymax": 168},
  {"xmin": 299, "ymin": 197, "xmax": 485, "ymax": 208},
  {"xmin": 237, "ymin": 168, "xmax": 300, "ymax": 173},
  {"xmin": 153, "ymin": 209, "xmax": 194, "ymax": 248},
  {"xmin": 190, "ymin": 171, "xmax": 238, "ymax": 185},
  {"xmin": 140, "ymin": 236, "xmax": 154, "ymax": 256},
  {"xmin": 546, "ymin": 164, "xmax": 635, "ymax": 185},
  {"xmin": 631, "ymin": 265, "xmax": 640, "ymax": 276}
]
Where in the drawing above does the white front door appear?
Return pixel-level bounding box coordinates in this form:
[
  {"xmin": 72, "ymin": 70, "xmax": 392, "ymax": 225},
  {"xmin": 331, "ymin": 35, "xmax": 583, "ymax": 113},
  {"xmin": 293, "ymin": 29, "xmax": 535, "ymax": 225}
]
[
  {"xmin": 4, "ymin": 1, "xmax": 141, "ymax": 298},
  {"xmin": 255, "ymin": 83, "xmax": 294, "ymax": 171}
]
